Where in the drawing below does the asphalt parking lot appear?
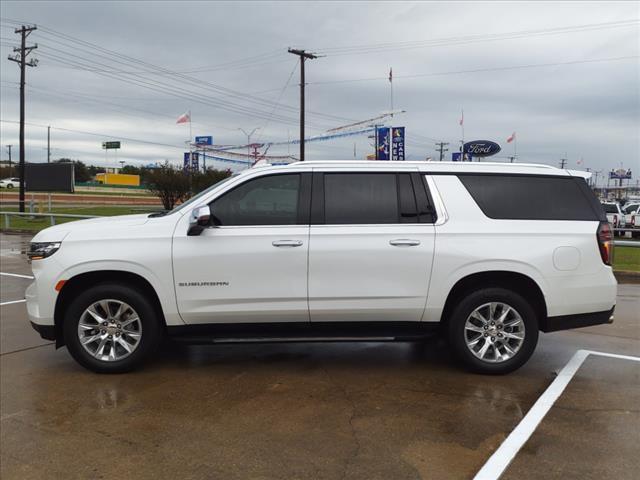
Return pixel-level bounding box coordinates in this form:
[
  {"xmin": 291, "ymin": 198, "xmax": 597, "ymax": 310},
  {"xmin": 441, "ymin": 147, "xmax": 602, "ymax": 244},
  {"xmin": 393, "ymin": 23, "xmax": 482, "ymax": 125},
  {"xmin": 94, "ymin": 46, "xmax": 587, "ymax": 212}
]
[{"xmin": 1, "ymin": 232, "xmax": 638, "ymax": 479}]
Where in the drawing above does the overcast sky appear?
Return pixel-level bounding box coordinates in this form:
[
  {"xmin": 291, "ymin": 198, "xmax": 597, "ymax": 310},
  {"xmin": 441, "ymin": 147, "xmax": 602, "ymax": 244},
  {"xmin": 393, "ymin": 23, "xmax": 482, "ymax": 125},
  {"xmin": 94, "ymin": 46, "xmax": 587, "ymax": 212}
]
[{"xmin": 0, "ymin": 1, "xmax": 638, "ymax": 181}]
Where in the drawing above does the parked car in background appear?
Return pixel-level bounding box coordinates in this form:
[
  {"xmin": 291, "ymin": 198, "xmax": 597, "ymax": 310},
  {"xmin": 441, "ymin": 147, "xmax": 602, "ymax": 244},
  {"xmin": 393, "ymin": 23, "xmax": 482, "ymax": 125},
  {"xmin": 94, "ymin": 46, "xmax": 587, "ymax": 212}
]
[
  {"xmin": 601, "ymin": 202, "xmax": 626, "ymax": 236},
  {"xmin": 0, "ymin": 177, "xmax": 19, "ymax": 188},
  {"xmin": 26, "ymin": 161, "xmax": 616, "ymax": 375},
  {"xmin": 622, "ymin": 202, "xmax": 640, "ymax": 238}
]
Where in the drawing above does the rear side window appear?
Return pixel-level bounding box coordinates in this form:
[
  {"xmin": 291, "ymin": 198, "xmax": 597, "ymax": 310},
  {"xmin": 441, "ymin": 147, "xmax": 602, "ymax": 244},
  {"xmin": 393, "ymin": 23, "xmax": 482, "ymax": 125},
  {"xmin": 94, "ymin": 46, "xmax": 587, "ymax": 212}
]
[
  {"xmin": 459, "ymin": 174, "xmax": 604, "ymax": 221},
  {"xmin": 601, "ymin": 204, "xmax": 618, "ymax": 214},
  {"xmin": 324, "ymin": 173, "xmax": 398, "ymax": 224}
]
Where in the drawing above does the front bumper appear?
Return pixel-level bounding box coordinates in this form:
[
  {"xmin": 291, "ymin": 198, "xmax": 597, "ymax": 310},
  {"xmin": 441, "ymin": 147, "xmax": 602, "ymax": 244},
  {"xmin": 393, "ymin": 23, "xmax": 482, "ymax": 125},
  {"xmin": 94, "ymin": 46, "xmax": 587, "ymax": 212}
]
[{"xmin": 540, "ymin": 306, "xmax": 615, "ymax": 333}]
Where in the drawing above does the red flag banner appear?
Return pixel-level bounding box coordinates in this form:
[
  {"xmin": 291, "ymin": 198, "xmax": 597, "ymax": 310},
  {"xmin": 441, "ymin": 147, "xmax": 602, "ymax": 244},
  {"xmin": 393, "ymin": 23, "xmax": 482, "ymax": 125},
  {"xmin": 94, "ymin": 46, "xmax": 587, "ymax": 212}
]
[
  {"xmin": 507, "ymin": 132, "xmax": 516, "ymax": 143},
  {"xmin": 176, "ymin": 111, "xmax": 190, "ymax": 124}
]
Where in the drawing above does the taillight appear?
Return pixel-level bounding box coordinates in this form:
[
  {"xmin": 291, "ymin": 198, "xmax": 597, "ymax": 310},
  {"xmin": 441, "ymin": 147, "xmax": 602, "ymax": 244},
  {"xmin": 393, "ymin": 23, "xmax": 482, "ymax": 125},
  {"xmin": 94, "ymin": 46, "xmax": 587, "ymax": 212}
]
[
  {"xmin": 597, "ymin": 222, "xmax": 614, "ymax": 266},
  {"xmin": 632, "ymin": 215, "xmax": 636, "ymax": 227},
  {"xmin": 612, "ymin": 214, "xmax": 618, "ymax": 227}
]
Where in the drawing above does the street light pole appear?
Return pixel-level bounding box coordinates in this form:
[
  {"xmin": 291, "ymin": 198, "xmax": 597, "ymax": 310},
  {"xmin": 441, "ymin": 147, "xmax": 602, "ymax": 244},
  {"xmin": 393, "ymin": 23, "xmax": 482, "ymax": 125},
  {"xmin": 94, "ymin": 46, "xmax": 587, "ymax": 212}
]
[{"xmin": 239, "ymin": 127, "xmax": 260, "ymax": 167}]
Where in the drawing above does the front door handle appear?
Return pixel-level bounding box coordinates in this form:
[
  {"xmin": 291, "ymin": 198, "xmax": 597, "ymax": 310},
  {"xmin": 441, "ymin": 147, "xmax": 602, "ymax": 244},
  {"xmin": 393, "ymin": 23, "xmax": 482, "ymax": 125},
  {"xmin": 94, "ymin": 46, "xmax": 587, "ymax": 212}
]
[
  {"xmin": 389, "ymin": 239, "xmax": 421, "ymax": 247},
  {"xmin": 272, "ymin": 240, "xmax": 303, "ymax": 248}
]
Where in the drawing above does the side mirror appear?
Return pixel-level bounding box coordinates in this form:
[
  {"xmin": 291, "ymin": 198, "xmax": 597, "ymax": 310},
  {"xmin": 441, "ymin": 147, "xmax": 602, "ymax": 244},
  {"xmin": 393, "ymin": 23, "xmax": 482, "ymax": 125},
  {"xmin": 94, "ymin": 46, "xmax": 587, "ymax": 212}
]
[{"xmin": 187, "ymin": 206, "xmax": 211, "ymax": 236}]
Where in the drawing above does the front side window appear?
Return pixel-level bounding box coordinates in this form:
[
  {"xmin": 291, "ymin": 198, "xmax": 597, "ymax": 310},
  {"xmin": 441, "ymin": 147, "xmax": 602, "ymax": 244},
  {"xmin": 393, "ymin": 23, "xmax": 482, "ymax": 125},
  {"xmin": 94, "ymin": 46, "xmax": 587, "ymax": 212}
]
[
  {"xmin": 324, "ymin": 173, "xmax": 398, "ymax": 224},
  {"xmin": 210, "ymin": 174, "xmax": 300, "ymax": 226}
]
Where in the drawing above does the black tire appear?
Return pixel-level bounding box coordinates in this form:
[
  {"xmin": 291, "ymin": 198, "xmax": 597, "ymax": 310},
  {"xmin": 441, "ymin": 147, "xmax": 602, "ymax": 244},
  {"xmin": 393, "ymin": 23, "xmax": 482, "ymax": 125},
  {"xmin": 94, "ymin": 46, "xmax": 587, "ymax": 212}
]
[
  {"xmin": 6, "ymin": 184, "xmax": 13, "ymax": 189},
  {"xmin": 63, "ymin": 283, "xmax": 162, "ymax": 373},
  {"xmin": 447, "ymin": 287, "xmax": 539, "ymax": 375}
]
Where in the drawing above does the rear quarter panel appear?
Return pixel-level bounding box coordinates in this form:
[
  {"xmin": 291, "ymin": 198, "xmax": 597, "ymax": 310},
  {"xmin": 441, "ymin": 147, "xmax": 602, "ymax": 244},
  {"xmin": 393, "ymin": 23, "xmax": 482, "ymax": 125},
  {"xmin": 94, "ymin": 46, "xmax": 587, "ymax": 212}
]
[{"xmin": 424, "ymin": 175, "xmax": 616, "ymax": 322}]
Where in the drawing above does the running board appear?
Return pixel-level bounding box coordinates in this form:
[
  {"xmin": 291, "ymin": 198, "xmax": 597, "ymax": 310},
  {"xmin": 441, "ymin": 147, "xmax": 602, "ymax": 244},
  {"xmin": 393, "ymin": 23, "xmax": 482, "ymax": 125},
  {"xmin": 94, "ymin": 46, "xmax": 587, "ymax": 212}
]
[
  {"xmin": 171, "ymin": 336, "xmax": 409, "ymax": 345},
  {"xmin": 167, "ymin": 321, "xmax": 440, "ymax": 345}
]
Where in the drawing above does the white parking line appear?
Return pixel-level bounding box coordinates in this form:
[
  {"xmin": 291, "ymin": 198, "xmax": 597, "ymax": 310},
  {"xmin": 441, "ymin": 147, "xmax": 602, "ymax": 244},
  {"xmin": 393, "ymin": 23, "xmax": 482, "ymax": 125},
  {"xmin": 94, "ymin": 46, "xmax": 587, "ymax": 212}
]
[
  {"xmin": 0, "ymin": 299, "xmax": 26, "ymax": 306},
  {"xmin": 474, "ymin": 349, "xmax": 640, "ymax": 480},
  {"xmin": 0, "ymin": 272, "xmax": 34, "ymax": 280}
]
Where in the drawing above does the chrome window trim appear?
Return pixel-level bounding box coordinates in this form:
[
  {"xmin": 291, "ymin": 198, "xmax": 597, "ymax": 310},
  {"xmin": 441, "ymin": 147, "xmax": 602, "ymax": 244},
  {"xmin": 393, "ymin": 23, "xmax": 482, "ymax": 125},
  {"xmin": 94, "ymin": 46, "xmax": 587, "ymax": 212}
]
[{"xmin": 424, "ymin": 175, "xmax": 449, "ymax": 226}]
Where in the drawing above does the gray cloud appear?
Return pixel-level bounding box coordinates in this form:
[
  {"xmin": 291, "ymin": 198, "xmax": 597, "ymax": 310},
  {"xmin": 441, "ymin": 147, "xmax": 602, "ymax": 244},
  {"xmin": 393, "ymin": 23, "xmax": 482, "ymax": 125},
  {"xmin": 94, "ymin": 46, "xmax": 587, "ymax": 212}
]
[{"xmin": 1, "ymin": 1, "xmax": 638, "ymax": 181}]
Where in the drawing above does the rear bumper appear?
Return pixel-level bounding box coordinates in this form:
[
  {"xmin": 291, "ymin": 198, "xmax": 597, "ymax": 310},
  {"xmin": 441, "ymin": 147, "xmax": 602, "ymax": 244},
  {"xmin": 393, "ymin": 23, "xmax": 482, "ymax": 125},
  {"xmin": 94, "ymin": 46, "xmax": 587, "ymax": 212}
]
[
  {"xmin": 540, "ymin": 307, "xmax": 615, "ymax": 333},
  {"xmin": 30, "ymin": 321, "xmax": 56, "ymax": 341}
]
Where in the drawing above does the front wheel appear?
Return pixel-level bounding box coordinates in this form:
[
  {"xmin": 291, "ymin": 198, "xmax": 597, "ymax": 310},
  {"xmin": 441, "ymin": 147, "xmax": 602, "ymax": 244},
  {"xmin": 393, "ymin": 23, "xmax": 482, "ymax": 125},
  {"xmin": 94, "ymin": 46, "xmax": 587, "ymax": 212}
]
[
  {"xmin": 447, "ymin": 288, "xmax": 539, "ymax": 374},
  {"xmin": 63, "ymin": 283, "xmax": 162, "ymax": 373},
  {"xmin": 6, "ymin": 184, "xmax": 13, "ymax": 189}
]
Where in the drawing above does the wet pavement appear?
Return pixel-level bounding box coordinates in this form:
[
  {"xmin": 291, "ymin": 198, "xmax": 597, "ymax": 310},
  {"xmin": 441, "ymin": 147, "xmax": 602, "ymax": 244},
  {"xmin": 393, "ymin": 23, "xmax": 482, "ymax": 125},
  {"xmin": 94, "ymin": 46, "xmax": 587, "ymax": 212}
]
[{"xmin": 1, "ymin": 232, "xmax": 638, "ymax": 479}]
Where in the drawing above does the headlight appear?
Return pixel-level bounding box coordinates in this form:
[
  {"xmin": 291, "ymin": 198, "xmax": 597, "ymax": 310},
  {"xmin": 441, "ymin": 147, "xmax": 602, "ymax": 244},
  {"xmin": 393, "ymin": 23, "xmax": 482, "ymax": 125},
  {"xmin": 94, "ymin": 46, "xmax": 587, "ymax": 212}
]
[{"xmin": 28, "ymin": 242, "xmax": 61, "ymax": 260}]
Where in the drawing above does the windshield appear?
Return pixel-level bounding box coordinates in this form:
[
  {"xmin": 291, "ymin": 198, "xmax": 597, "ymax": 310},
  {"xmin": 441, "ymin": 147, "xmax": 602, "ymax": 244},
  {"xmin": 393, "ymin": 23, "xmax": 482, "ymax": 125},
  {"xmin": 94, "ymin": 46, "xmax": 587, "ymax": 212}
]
[{"xmin": 169, "ymin": 175, "xmax": 238, "ymax": 215}]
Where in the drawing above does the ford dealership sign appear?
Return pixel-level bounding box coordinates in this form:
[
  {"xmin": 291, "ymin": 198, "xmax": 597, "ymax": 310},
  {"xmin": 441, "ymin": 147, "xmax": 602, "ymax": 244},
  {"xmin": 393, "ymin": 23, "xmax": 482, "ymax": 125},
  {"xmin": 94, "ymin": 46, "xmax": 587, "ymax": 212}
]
[{"xmin": 464, "ymin": 140, "xmax": 501, "ymax": 157}]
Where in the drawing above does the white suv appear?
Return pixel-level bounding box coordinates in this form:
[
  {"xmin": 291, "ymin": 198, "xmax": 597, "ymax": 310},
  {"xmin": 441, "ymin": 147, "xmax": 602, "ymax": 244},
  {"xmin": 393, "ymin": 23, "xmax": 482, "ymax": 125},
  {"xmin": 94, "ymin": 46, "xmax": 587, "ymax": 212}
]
[
  {"xmin": 0, "ymin": 177, "xmax": 20, "ymax": 188},
  {"xmin": 601, "ymin": 202, "xmax": 627, "ymax": 236},
  {"xmin": 622, "ymin": 203, "xmax": 639, "ymax": 238},
  {"xmin": 26, "ymin": 161, "xmax": 617, "ymax": 374}
]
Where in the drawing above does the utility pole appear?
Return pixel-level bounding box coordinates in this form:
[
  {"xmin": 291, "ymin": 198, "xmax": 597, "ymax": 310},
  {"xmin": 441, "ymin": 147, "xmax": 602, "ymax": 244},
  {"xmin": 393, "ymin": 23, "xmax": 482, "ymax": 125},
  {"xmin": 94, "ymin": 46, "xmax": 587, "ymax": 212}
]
[
  {"xmin": 288, "ymin": 48, "xmax": 318, "ymax": 161},
  {"xmin": 559, "ymin": 156, "xmax": 567, "ymax": 169},
  {"xmin": 435, "ymin": 142, "xmax": 449, "ymax": 161},
  {"xmin": 6, "ymin": 145, "xmax": 12, "ymax": 171},
  {"xmin": 47, "ymin": 125, "xmax": 50, "ymax": 163},
  {"xmin": 8, "ymin": 25, "xmax": 38, "ymax": 213}
]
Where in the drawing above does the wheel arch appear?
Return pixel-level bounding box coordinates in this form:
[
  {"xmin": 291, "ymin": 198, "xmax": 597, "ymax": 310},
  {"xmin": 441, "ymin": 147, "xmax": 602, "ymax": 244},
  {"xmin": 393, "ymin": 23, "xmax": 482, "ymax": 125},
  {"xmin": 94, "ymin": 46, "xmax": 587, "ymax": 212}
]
[
  {"xmin": 439, "ymin": 271, "xmax": 548, "ymax": 329},
  {"xmin": 54, "ymin": 270, "xmax": 167, "ymax": 348}
]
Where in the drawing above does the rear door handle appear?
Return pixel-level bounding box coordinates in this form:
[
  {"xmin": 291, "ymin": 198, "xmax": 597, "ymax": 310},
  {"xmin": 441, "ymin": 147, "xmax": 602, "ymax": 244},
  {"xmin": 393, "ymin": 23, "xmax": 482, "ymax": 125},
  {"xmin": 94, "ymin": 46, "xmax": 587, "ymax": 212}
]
[
  {"xmin": 389, "ymin": 239, "xmax": 421, "ymax": 247},
  {"xmin": 272, "ymin": 240, "xmax": 303, "ymax": 248}
]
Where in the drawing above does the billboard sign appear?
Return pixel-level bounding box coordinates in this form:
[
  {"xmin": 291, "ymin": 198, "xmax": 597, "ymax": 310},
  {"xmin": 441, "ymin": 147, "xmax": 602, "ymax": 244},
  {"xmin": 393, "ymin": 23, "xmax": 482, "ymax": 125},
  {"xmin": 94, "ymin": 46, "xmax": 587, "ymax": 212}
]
[
  {"xmin": 452, "ymin": 152, "xmax": 472, "ymax": 162},
  {"xmin": 102, "ymin": 141, "xmax": 121, "ymax": 149},
  {"xmin": 195, "ymin": 136, "xmax": 213, "ymax": 146},
  {"xmin": 183, "ymin": 152, "xmax": 199, "ymax": 171},
  {"xmin": 391, "ymin": 127, "xmax": 405, "ymax": 161},
  {"xmin": 25, "ymin": 163, "xmax": 75, "ymax": 192},
  {"xmin": 463, "ymin": 140, "xmax": 501, "ymax": 157},
  {"xmin": 609, "ymin": 168, "xmax": 632, "ymax": 180},
  {"xmin": 376, "ymin": 127, "xmax": 390, "ymax": 160}
]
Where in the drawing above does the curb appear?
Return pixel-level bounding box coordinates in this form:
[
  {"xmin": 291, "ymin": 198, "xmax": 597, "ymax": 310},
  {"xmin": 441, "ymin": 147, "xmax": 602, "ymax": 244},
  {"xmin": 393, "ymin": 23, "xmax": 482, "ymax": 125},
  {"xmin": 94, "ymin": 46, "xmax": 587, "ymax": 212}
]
[
  {"xmin": 0, "ymin": 229, "xmax": 36, "ymax": 236},
  {"xmin": 614, "ymin": 270, "xmax": 640, "ymax": 284}
]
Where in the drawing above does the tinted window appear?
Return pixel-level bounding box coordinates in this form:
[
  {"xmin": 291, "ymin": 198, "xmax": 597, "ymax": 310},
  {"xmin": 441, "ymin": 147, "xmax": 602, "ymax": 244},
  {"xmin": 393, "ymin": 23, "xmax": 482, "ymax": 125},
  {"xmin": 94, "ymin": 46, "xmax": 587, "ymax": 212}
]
[
  {"xmin": 324, "ymin": 173, "xmax": 398, "ymax": 224},
  {"xmin": 601, "ymin": 204, "xmax": 619, "ymax": 214},
  {"xmin": 459, "ymin": 175, "xmax": 601, "ymax": 221},
  {"xmin": 211, "ymin": 174, "xmax": 300, "ymax": 225},
  {"xmin": 624, "ymin": 204, "xmax": 639, "ymax": 214}
]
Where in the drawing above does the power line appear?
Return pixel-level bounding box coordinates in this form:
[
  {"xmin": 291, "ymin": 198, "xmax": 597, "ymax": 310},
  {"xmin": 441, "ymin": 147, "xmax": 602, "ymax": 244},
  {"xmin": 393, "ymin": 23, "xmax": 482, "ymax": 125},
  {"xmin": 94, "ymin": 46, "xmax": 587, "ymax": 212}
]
[
  {"xmin": 30, "ymin": 25, "xmax": 352, "ymax": 124},
  {"xmin": 312, "ymin": 19, "xmax": 639, "ymax": 56},
  {"xmin": 255, "ymin": 60, "xmax": 299, "ymax": 142},
  {"xmin": 309, "ymin": 55, "xmax": 639, "ymax": 86},
  {"xmin": 0, "ymin": 119, "xmax": 188, "ymax": 150}
]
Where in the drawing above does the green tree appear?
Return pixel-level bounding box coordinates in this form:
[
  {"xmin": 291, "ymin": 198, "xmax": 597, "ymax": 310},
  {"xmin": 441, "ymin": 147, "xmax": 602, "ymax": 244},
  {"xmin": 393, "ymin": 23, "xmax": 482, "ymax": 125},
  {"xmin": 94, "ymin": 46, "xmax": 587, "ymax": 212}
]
[
  {"xmin": 145, "ymin": 162, "xmax": 191, "ymax": 210},
  {"xmin": 87, "ymin": 165, "xmax": 106, "ymax": 177},
  {"xmin": 120, "ymin": 164, "xmax": 141, "ymax": 176},
  {"xmin": 191, "ymin": 168, "xmax": 232, "ymax": 194},
  {"xmin": 54, "ymin": 158, "xmax": 92, "ymax": 183}
]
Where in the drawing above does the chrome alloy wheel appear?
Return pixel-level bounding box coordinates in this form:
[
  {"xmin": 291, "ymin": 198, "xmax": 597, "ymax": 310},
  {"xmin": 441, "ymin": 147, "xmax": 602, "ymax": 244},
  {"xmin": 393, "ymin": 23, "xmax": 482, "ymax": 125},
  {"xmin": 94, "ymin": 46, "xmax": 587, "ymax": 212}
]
[
  {"xmin": 77, "ymin": 299, "xmax": 142, "ymax": 362},
  {"xmin": 464, "ymin": 302, "xmax": 525, "ymax": 363}
]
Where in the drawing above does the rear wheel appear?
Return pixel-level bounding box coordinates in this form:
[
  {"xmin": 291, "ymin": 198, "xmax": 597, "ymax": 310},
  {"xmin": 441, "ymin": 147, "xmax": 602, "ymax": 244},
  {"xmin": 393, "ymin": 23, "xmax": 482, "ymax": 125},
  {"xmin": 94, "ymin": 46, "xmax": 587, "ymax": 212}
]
[
  {"xmin": 63, "ymin": 283, "xmax": 162, "ymax": 373},
  {"xmin": 447, "ymin": 288, "xmax": 538, "ymax": 374},
  {"xmin": 6, "ymin": 184, "xmax": 13, "ymax": 189}
]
